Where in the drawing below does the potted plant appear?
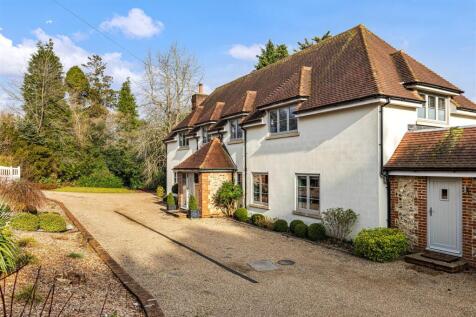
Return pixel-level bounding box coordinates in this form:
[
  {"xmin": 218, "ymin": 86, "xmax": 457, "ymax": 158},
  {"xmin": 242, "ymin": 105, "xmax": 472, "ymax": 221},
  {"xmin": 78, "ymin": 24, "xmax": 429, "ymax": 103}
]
[
  {"xmin": 166, "ymin": 193, "xmax": 176, "ymax": 210},
  {"xmin": 188, "ymin": 195, "xmax": 200, "ymax": 218}
]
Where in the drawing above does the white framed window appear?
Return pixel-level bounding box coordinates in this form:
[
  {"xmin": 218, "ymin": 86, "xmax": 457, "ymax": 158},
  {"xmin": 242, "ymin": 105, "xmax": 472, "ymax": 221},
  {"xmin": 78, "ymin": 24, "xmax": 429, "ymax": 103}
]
[
  {"xmin": 269, "ymin": 105, "xmax": 297, "ymax": 134},
  {"xmin": 252, "ymin": 173, "xmax": 268, "ymax": 206},
  {"xmin": 296, "ymin": 174, "xmax": 320, "ymax": 212},
  {"xmin": 417, "ymin": 93, "xmax": 447, "ymax": 122},
  {"xmin": 178, "ymin": 132, "xmax": 189, "ymax": 147},
  {"xmin": 174, "ymin": 172, "xmax": 178, "ymax": 184},
  {"xmin": 202, "ymin": 126, "xmax": 210, "ymax": 144},
  {"xmin": 230, "ymin": 119, "xmax": 243, "ymax": 140}
]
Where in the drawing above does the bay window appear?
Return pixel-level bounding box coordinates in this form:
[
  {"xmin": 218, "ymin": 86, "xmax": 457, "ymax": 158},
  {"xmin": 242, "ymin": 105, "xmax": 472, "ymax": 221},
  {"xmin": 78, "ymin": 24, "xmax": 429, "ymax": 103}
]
[
  {"xmin": 230, "ymin": 119, "xmax": 243, "ymax": 140},
  {"xmin": 269, "ymin": 105, "xmax": 297, "ymax": 134},
  {"xmin": 417, "ymin": 93, "xmax": 447, "ymax": 122}
]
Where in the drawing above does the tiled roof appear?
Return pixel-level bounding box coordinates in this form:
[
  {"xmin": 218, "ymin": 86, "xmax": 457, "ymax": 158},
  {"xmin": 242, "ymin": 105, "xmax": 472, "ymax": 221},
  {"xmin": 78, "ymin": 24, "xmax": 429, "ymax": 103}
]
[
  {"xmin": 170, "ymin": 24, "xmax": 468, "ymax": 134},
  {"xmin": 453, "ymin": 95, "xmax": 476, "ymax": 112},
  {"xmin": 384, "ymin": 126, "xmax": 476, "ymax": 171},
  {"xmin": 173, "ymin": 138, "xmax": 236, "ymax": 170}
]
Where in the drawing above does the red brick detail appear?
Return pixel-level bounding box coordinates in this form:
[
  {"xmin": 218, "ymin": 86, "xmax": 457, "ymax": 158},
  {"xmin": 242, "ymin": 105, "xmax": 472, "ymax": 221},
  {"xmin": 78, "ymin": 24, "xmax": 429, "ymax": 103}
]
[{"xmin": 462, "ymin": 178, "xmax": 476, "ymax": 267}]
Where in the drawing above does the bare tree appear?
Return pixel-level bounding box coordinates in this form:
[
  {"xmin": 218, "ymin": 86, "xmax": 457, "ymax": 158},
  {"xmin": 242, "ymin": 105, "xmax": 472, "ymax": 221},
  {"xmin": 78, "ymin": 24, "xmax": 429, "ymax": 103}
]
[{"xmin": 137, "ymin": 44, "xmax": 201, "ymax": 186}]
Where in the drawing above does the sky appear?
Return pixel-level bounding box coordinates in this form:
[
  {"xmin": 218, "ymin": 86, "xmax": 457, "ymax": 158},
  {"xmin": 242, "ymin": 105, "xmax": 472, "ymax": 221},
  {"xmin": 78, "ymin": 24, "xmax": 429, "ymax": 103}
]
[{"xmin": 1, "ymin": 0, "xmax": 475, "ymax": 111}]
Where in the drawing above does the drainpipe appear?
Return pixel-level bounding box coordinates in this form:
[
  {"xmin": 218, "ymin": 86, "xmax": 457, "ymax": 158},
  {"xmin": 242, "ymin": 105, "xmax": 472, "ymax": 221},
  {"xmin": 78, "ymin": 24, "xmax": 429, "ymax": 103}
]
[
  {"xmin": 379, "ymin": 97, "xmax": 391, "ymax": 228},
  {"xmin": 243, "ymin": 128, "xmax": 248, "ymax": 208}
]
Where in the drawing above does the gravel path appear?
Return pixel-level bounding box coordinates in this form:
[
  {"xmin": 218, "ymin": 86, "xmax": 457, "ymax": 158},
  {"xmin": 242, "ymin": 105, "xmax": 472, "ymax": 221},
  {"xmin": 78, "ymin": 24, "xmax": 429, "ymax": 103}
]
[{"xmin": 45, "ymin": 191, "xmax": 476, "ymax": 317}]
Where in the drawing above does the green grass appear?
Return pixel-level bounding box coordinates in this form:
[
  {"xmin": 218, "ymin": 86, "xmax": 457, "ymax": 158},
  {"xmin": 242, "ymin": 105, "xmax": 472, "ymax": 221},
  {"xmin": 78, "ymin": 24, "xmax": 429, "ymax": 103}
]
[
  {"xmin": 67, "ymin": 252, "xmax": 84, "ymax": 259},
  {"xmin": 54, "ymin": 187, "xmax": 135, "ymax": 193},
  {"xmin": 17, "ymin": 237, "xmax": 37, "ymax": 247},
  {"xmin": 15, "ymin": 284, "xmax": 43, "ymax": 303}
]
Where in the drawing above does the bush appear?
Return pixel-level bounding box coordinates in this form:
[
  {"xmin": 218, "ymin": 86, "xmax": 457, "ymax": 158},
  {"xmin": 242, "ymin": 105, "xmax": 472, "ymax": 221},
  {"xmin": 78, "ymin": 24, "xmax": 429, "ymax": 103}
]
[
  {"xmin": 38, "ymin": 212, "xmax": 67, "ymax": 232},
  {"xmin": 213, "ymin": 181, "xmax": 243, "ymax": 216},
  {"xmin": 322, "ymin": 208, "xmax": 358, "ymax": 241},
  {"xmin": 234, "ymin": 208, "xmax": 248, "ymax": 222},
  {"xmin": 0, "ymin": 180, "xmax": 45, "ymax": 212},
  {"xmin": 0, "ymin": 233, "xmax": 18, "ymax": 273},
  {"xmin": 294, "ymin": 223, "xmax": 308, "ymax": 238},
  {"xmin": 290, "ymin": 220, "xmax": 304, "ymax": 234},
  {"xmin": 156, "ymin": 186, "xmax": 165, "ymax": 199},
  {"xmin": 171, "ymin": 183, "xmax": 178, "ymax": 194},
  {"xmin": 166, "ymin": 193, "xmax": 176, "ymax": 208},
  {"xmin": 76, "ymin": 167, "xmax": 123, "ymax": 188},
  {"xmin": 256, "ymin": 216, "xmax": 275, "ymax": 230},
  {"xmin": 250, "ymin": 213, "xmax": 265, "ymax": 226},
  {"xmin": 17, "ymin": 237, "xmax": 36, "ymax": 248},
  {"xmin": 11, "ymin": 213, "xmax": 39, "ymax": 231},
  {"xmin": 354, "ymin": 228, "xmax": 409, "ymax": 262},
  {"xmin": 189, "ymin": 195, "xmax": 198, "ymax": 211},
  {"xmin": 307, "ymin": 223, "xmax": 326, "ymax": 241},
  {"xmin": 273, "ymin": 219, "xmax": 288, "ymax": 232}
]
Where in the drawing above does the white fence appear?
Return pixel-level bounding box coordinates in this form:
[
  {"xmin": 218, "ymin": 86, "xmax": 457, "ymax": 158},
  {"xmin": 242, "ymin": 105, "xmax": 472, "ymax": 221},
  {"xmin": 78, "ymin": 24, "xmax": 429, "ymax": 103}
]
[{"xmin": 0, "ymin": 166, "xmax": 21, "ymax": 181}]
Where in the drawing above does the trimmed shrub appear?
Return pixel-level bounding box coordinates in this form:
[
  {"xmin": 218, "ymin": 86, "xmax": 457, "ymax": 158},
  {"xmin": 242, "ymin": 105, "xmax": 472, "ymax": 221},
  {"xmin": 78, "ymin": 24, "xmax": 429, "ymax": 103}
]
[
  {"xmin": 273, "ymin": 219, "xmax": 288, "ymax": 232},
  {"xmin": 166, "ymin": 193, "xmax": 176, "ymax": 208},
  {"xmin": 11, "ymin": 213, "xmax": 39, "ymax": 231},
  {"xmin": 38, "ymin": 212, "xmax": 67, "ymax": 232},
  {"xmin": 171, "ymin": 183, "xmax": 178, "ymax": 194},
  {"xmin": 156, "ymin": 186, "xmax": 165, "ymax": 199},
  {"xmin": 188, "ymin": 195, "xmax": 198, "ymax": 211},
  {"xmin": 250, "ymin": 213, "xmax": 265, "ymax": 226},
  {"xmin": 294, "ymin": 223, "xmax": 308, "ymax": 238},
  {"xmin": 290, "ymin": 220, "xmax": 304, "ymax": 234},
  {"xmin": 354, "ymin": 228, "xmax": 409, "ymax": 262},
  {"xmin": 307, "ymin": 223, "xmax": 326, "ymax": 241},
  {"xmin": 322, "ymin": 208, "xmax": 358, "ymax": 241},
  {"xmin": 234, "ymin": 208, "xmax": 248, "ymax": 222},
  {"xmin": 213, "ymin": 181, "xmax": 243, "ymax": 216},
  {"xmin": 76, "ymin": 167, "xmax": 123, "ymax": 188}
]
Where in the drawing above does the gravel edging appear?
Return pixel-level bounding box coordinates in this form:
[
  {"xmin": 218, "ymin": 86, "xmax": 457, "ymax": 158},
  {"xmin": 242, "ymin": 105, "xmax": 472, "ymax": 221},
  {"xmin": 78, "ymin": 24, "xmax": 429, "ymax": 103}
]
[{"xmin": 48, "ymin": 198, "xmax": 164, "ymax": 317}]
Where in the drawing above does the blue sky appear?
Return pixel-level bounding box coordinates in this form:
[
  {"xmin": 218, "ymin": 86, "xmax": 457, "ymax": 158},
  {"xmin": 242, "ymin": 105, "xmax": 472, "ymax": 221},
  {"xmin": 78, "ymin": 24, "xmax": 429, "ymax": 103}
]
[{"xmin": 1, "ymin": 0, "xmax": 475, "ymax": 110}]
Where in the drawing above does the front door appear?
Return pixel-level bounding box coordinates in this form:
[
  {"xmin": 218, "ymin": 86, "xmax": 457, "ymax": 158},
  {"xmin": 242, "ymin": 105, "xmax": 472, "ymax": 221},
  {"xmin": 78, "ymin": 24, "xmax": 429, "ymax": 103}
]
[
  {"xmin": 427, "ymin": 178, "xmax": 462, "ymax": 255},
  {"xmin": 184, "ymin": 173, "xmax": 195, "ymax": 209}
]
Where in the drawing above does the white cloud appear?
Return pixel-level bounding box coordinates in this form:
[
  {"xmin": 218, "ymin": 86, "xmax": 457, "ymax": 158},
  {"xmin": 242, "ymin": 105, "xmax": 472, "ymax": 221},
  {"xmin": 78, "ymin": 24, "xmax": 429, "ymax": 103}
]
[
  {"xmin": 228, "ymin": 43, "xmax": 263, "ymax": 61},
  {"xmin": 100, "ymin": 8, "xmax": 164, "ymax": 39},
  {"xmin": 0, "ymin": 29, "xmax": 142, "ymax": 107},
  {"xmin": 45, "ymin": 20, "xmax": 53, "ymax": 24}
]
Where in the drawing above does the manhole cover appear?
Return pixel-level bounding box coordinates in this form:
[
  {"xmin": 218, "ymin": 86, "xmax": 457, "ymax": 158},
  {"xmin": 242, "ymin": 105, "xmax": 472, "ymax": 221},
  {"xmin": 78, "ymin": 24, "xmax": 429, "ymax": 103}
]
[
  {"xmin": 277, "ymin": 259, "xmax": 295, "ymax": 266},
  {"xmin": 247, "ymin": 260, "xmax": 278, "ymax": 272}
]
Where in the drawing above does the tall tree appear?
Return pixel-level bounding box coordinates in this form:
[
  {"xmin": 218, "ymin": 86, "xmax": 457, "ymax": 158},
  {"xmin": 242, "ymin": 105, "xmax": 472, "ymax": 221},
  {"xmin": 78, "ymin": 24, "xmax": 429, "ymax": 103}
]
[
  {"xmin": 138, "ymin": 44, "xmax": 201, "ymax": 186},
  {"xmin": 255, "ymin": 40, "xmax": 289, "ymax": 70},
  {"xmin": 296, "ymin": 31, "xmax": 332, "ymax": 51},
  {"xmin": 65, "ymin": 66, "xmax": 90, "ymax": 147},
  {"xmin": 21, "ymin": 40, "xmax": 69, "ymax": 142},
  {"xmin": 116, "ymin": 78, "xmax": 139, "ymax": 132}
]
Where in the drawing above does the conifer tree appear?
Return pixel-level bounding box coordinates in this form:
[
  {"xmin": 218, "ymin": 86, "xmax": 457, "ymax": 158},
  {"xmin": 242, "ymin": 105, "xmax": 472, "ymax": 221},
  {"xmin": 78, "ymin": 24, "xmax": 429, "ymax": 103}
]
[
  {"xmin": 255, "ymin": 40, "xmax": 289, "ymax": 70},
  {"xmin": 117, "ymin": 78, "xmax": 139, "ymax": 132}
]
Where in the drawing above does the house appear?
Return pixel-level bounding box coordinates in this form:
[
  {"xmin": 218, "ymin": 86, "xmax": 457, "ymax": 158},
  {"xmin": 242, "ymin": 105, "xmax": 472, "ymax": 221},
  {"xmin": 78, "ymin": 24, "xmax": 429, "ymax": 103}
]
[{"xmin": 164, "ymin": 25, "xmax": 476, "ymax": 266}]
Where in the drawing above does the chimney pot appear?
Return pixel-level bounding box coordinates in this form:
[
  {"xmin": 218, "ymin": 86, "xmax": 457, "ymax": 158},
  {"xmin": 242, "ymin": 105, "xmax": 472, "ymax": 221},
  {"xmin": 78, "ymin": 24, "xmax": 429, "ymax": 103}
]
[{"xmin": 198, "ymin": 83, "xmax": 204, "ymax": 94}]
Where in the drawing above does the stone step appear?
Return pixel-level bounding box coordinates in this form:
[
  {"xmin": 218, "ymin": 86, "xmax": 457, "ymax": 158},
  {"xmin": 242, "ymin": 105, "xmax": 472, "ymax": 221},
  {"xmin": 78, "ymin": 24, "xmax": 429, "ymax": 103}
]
[{"xmin": 405, "ymin": 253, "xmax": 468, "ymax": 273}]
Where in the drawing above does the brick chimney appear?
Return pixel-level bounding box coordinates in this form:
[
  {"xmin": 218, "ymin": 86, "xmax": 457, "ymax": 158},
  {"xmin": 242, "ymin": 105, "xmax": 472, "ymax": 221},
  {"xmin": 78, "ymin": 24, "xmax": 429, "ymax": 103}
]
[{"xmin": 192, "ymin": 83, "xmax": 208, "ymax": 110}]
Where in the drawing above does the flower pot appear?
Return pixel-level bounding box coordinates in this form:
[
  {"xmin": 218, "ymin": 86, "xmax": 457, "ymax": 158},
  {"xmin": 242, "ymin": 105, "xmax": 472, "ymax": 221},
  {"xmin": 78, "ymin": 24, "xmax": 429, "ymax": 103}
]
[
  {"xmin": 167, "ymin": 204, "xmax": 176, "ymax": 211},
  {"xmin": 188, "ymin": 209, "xmax": 200, "ymax": 219}
]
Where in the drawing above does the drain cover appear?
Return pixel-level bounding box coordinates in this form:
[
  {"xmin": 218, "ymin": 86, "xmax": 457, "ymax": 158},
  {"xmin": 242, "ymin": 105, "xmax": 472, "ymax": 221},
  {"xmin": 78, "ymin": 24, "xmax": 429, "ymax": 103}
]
[{"xmin": 277, "ymin": 259, "xmax": 295, "ymax": 266}]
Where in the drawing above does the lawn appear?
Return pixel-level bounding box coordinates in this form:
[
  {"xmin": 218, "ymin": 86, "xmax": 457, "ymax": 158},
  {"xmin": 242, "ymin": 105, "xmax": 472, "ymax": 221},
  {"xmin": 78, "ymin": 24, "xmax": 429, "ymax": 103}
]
[{"xmin": 54, "ymin": 186, "xmax": 136, "ymax": 193}]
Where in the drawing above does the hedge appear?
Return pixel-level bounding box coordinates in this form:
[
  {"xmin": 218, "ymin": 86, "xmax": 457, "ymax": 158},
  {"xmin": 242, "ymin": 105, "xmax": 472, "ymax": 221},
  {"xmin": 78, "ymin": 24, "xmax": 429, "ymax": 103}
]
[{"xmin": 354, "ymin": 228, "xmax": 409, "ymax": 262}]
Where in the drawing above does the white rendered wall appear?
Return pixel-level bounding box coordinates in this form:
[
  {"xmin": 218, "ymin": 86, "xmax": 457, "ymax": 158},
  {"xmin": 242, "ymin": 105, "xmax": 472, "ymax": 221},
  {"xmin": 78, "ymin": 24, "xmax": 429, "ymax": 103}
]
[{"xmin": 166, "ymin": 136, "xmax": 197, "ymax": 193}]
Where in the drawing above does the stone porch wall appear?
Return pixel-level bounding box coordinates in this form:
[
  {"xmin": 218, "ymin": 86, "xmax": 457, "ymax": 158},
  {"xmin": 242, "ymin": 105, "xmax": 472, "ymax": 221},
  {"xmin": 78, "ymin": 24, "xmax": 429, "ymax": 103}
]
[
  {"xmin": 200, "ymin": 172, "xmax": 232, "ymax": 217},
  {"xmin": 390, "ymin": 176, "xmax": 476, "ymax": 267}
]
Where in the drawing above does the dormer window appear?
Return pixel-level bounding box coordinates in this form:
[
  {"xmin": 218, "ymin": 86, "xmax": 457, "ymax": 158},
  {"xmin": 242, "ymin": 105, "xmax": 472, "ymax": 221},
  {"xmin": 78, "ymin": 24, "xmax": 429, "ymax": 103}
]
[
  {"xmin": 202, "ymin": 126, "xmax": 211, "ymax": 143},
  {"xmin": 417, "ymin": 93, "xmax": 447, "ymax": 122},
  {"xmin": 269, "ymin": 105, "xmax": 298, "ymax": 134},
  {"xmin": 178, "ymin": 132, "xmax": 189, "ymax": 147},
  {"xmin": 230, "ymin": 119, "xmax": 243, "ymax": 140}
]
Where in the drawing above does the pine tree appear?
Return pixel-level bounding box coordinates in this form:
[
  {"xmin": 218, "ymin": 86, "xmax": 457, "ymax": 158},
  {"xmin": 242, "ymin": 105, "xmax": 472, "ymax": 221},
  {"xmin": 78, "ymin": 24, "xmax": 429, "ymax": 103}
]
[
  {"xmin": 21, "ymin": 40, "xmax": 70, "ymax": 145},
  {"xmin": 296, "ymin": 31, "xmax": 332, "ymax": 51},
  {"xmin": 117, "ymin": 78, "xmax": 139, "ymax": 132},
  {"xmin": 255, "ymin": 40, "xmax": 289, "ymax": 70},
  {"xmin": 65, "ymin": 66, "xmax": 89, "ymax": 104}
]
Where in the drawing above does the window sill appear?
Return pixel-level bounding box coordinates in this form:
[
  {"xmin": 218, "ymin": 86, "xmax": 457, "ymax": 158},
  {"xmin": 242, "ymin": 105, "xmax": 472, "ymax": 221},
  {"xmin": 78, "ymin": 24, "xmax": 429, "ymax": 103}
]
[
  {"xmin": 228, "ymin": 139, "xmax": 244, "ymax": 145},
  {"xmin": 293, "ymin": 210, "xmax": 322, "ymax": 219},
  {"xmin": 265, "ymin": 131, "xmax": 300, "ymax": 140},
  {"xmin": 249, "ymin": 203, "xmax": 269, "ymax": 210},
  {"xmin": 416, "ymin": 119, "xmax": 448, "ymax": 128},
  {"xmin": 178, "ymin": 146, "xmax": 190, "ymax": 151}
]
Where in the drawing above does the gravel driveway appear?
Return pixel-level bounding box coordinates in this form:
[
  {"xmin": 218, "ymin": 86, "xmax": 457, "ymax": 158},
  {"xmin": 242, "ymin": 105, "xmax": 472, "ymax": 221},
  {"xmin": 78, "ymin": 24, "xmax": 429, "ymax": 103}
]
[{"xmin": 45, "ymin": 191, "xmax": 476, "ymax": 317}]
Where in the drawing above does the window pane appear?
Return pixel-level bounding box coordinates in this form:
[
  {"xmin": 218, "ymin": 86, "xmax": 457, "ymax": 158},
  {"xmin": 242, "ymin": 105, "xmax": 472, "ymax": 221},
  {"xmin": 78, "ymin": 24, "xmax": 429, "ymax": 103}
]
[
  {"xmin": 262, "ymin": 193, "xmax": 268, "ymax": 204},
  {"xmin": 310, "ymin": 199, "xmax": 320, "ymax": 211},
  {"xmin": 298, "ymin": 196, "xmax": 307, "ymax": 209},
  {"xmin": 270, "ymin": 110, "xmax": 278, "ymax": 133},
  {"xmin": 230, "ymin": 120, "xmax": 236, "ymax": 139},
  {"xmin": 417, "ymin": 94, "xmax": 426, "ymax": 118},
  {"xmin": 237, "ymin": 124, "xmax": 243, "ymax": 138},
  {"xmin": 289, "ymin": 106, "xmax": 297, "ymax": 131},
  {"xmin": 309, "ymin": 176, "xmax": 319, "ymax": 188},
  {"xmin": 298, "ymin": 176, "xmax": 307, "ymax": 187},
  {"xmin": 428, "ymin": 96, "xmax": 436, "ymax": 120},
  {"xmin": 278, "ymin": 108, "xmax": 288, "ymax": 132},
  {"xmin": 438, "ymin": 98, "xmax": 446, "ymax": 121}
]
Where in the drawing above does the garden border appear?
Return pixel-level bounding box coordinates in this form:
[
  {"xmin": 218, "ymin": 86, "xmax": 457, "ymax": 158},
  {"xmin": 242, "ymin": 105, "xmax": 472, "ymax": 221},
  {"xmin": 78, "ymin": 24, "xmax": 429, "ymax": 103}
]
[{"xmin": 48, "ymin": 198, "xmax": 164, "ymax": 317}]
